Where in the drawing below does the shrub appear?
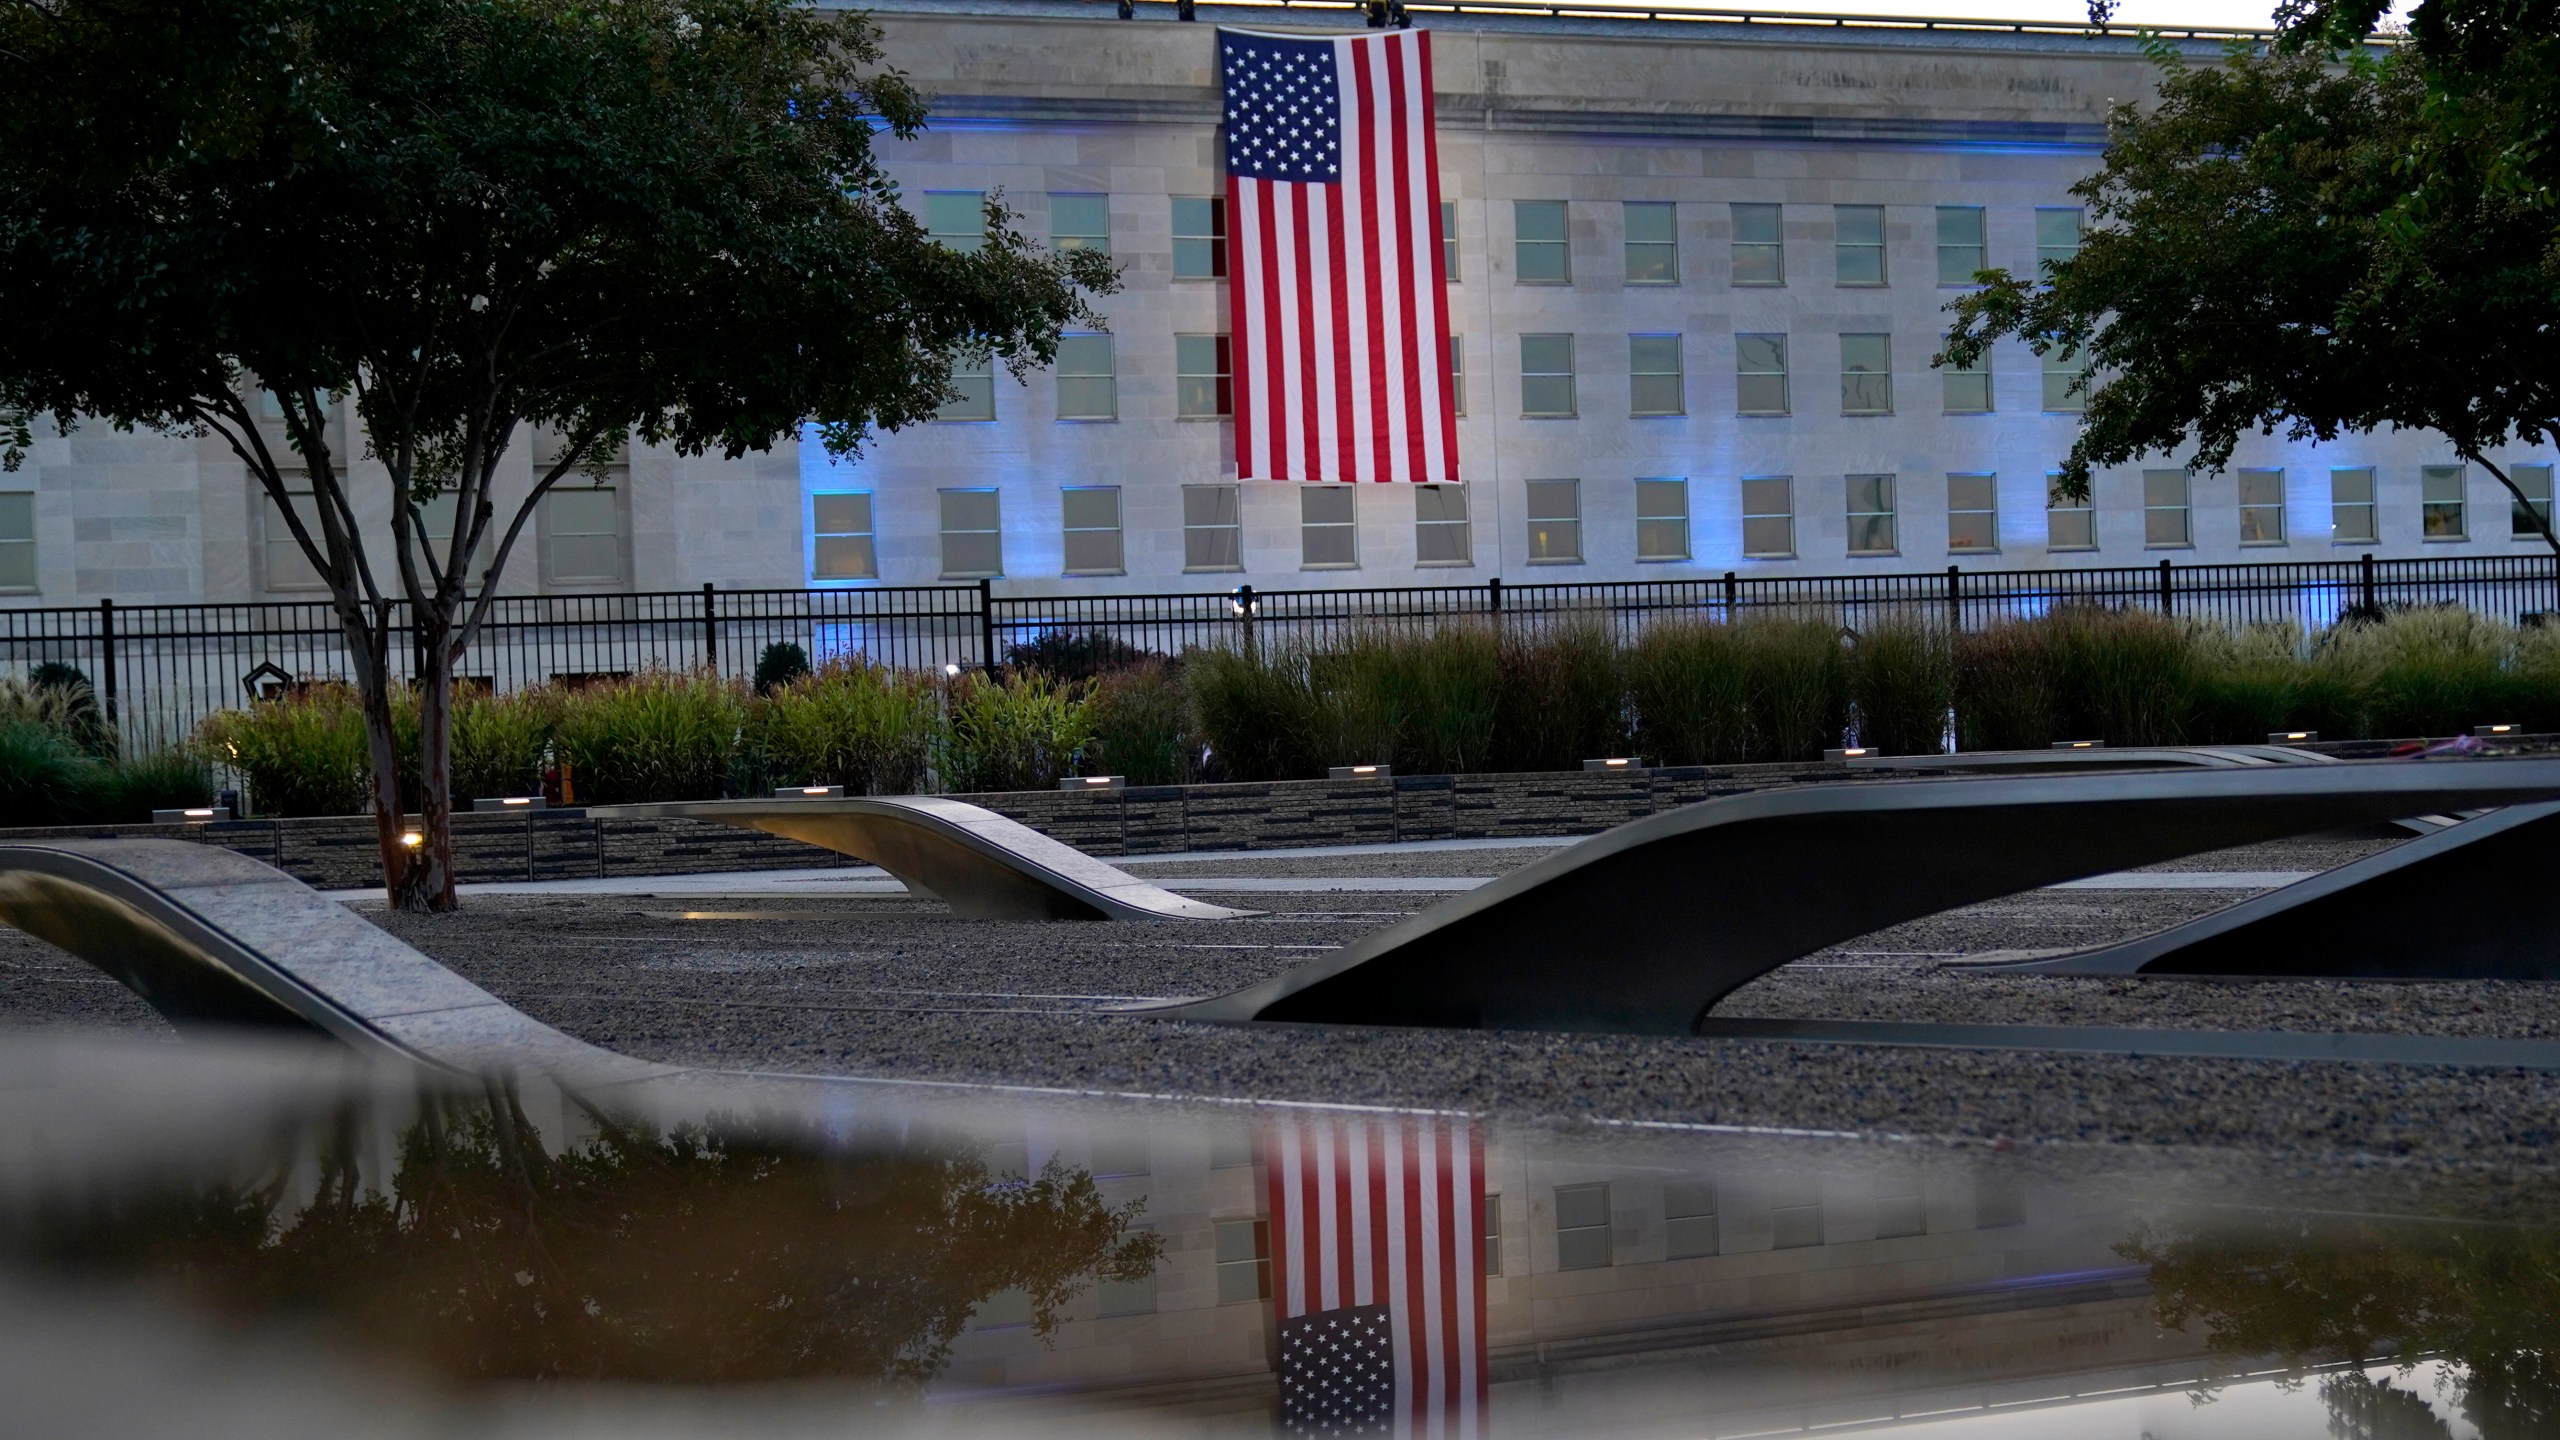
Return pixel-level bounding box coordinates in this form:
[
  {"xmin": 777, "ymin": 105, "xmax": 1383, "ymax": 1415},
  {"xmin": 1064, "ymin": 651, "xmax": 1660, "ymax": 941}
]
[
  {"xmin": 2331, "ymin": 606, "xmax": 2519, "ymax": 737},
  {"xmin": 199, "ymin": 684, "xmax": 379, "ymax": 817},
  {"xmin": 1006, "ymin": 630, "xmax": 1157, "ymax": 683},
  {"xmin": 2045, "ymin": 606, "xmax": 2199, "ymax": 745},
  {"xmin": 1187, "ymin": 645, "xmax": 1325, "ymax": 782},
  {"xmin": 1844, "ymin": 613, "xmax": 1952, "ymax": 755},
  {"xmin": 1331, "ymin": 624, "xmax": 1502, "ymax": 775},
  {"xmin": 1493, "ymin": 618, "xmax": 1628, "ymax": 770},
  {"xmin": 554, "ymin": 670, "xmax": 746, "ymax": 804},
  {"xmin": 2189, "ymin": 623, "xmax": 2317, "ymax": 742},
  {"xmin": 451, "ymin": 686, "xmax": 562, "ymax": 801},
  {"xmin": 1738, "ymin": 613, "xmax": 1846, "ymax": 761},
  {"xmin": 940, "ymin": 671, "xmax": 1095, "ymax": 793},
  {"xmin": 1626, "ymin": 618, "xmax": 1750, "ymax": 765},
  {"xmin": 1085, "ymin": 660, "xmax": 1196, "ymax": 786},
  {"xmin": 0, "ymin": 718, "xmax": 93, "ymax": 824},
  {"xmin": 756, "ymin": 660, "xmax": 937, "ymax": 795},
  {"xmin": 752, "ymin": 642, "xmax": 812, "ymax": 695},
  {"xmin": 87, "ymin": 745, "xmax": 218, "ymax": 822},
  {"xmin": 1954, "ymin": 619, "xmax": 2060, "ymax": 751},
  {"xmin": 10, "ymin": 665, "xmax": 108, "ymax": 755}
]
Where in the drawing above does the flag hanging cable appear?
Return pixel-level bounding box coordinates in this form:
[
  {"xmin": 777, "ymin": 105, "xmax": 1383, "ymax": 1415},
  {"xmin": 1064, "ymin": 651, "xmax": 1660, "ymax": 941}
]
[{"xmin": 1221, "ymin": 27, "xmax": 1460, "ymax": 484}]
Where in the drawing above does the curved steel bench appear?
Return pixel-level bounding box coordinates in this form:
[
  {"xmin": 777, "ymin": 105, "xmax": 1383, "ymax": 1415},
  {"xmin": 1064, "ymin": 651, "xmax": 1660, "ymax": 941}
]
[
  {"xmin": 1967, "ymin": 799, "xmax": 2560, "ymax": 982},
  {"xmin": 0, "ymin": 838, "xmax": 670, "ymax": 1082},
  {"xmin": 585, "ymin": 795, "xmax": 1258, "ymax": 921},
  {"xmin": 1133, "ymin": 760, "xmax": 2560, "ymax": 1035},
  {"xmin": 1846, "ymin": 744, "xmax": 2336, "ymax": 773}
]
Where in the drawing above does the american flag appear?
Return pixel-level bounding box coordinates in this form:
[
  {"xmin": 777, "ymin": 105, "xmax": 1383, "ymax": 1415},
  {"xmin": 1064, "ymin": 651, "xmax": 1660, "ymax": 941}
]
[
  {"xmin": 1220, "ymin": 28, "xmax": 1459, "ymax": 485},
  {"xmin": 1267, "ymin": 1114, "xmax": 1487, "ymax": 1438}
]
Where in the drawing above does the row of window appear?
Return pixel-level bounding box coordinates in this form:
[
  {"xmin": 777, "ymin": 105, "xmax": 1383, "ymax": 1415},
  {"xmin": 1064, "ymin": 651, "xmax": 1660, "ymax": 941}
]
[
  {"xmin": 926, "ymin": 190, "xmax": 2083, "ymax": 288},
  {"xmin": 815, "ymin": 464, "xmax": 2560, "ymax": 581},
  {"xmin": 935, "ymin": 329, "xmax": 2083, "ymax": 423}
]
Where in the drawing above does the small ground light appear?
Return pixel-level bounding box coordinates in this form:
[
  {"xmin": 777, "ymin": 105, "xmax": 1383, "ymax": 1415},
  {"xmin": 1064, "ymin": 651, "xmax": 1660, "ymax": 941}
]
[
  {"xmin": 1823, "ymin": 747, "xmax": 1876, "ymax": 762},
  {"xmin": 2473, "ymin": 723, "xmax": 2520, "ymax": 737},
  {"xmin": 943, "ymin": 663, "xmax": 962, "ymax": 677},
  {"xmin": 777, "ymin": 785, "xmax": 844, "ymax": 799},
  {"xmin": 1329, "ymin": 764, "xmax": 1391, "ymax": 779},
  {"xmin": 472, "ymin": 796, "xmax": 548, "ymax": 813},
  {"xmin": 2269, "ymin": 730, "xmax": 2320, "ymax": 744},
  {"xmin": 152, "ymin": 806, "xmax": 229, "ymax": 824},
  {"xmin": 401, "ymin": 831, "xmax": 423, "ymax": 848},
  {"xmin": 2052, "ymin": 740, "xmax": 2106, "ymax": 750},
  {"xmin": 1061, "ymin": 775, "xmax": 1127, "ymax": 791},
  {"xmin": 1583, "ymin": 757, "xmax": 1644, "ymax": 772}
]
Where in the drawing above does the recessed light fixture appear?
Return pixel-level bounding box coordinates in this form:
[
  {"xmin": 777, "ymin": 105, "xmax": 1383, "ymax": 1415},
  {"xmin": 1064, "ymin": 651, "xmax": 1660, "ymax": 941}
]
[
  {"xmin": 472, "ymin": 796, "xmax": 548, "ymax": 812},
  {"xmin": 153, "ymin": 807, "xmax": 230, "ymax": 824},
  {"xmin": 778, "ymin": 785, "xmax": 845, "ymax": 799},
  {"xmin": 1823, "ymin": 747, "xmax": 1876, "ymax": 762},
  {"xmin": 2052, "ymin": 740, "xmax": 2105, "ymax": 750},
  {"xmin": 2269, "ymin": 730, "xmax": 2319, "ymax": 744},
  {"xmin": 1329, "ymin": 764, "xmax": 1391, "ymax": 779},
  {"xmin": 1061, "ymin": 775, "xmax": 1127, "ymax": 791},
  {"xmin": 2473, "ymin": 723, "xmax": 2520, "ymax": 737}
]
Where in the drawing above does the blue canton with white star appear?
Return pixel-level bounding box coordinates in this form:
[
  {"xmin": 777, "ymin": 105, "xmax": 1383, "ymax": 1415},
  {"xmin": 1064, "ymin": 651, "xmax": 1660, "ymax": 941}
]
[
  {"xmin": 1220, "ymin": 32, "xmax": 1343, "ymax": 185},
  {"xmin": 1278, "ymin": 1303, "xmax": 1396, "ymax": 1436}
]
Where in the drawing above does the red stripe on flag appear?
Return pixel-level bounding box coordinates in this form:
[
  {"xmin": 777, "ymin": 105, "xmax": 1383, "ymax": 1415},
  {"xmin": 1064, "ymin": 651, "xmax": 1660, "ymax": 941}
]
[
  {"xmin": 1349, "ymin": 37, "xmax": 1391, "ymax": 483},
  {"xmin": 1411, "ymin": 32, "xmax": 1459, "ymax": 480},
  {"xmin": 1385, "ymin": 34, "xmax": 1428, "ymax": 487},
  {"xmin": 1227, "ymin": 177, "xmax": 1257, "ymax": 479}
]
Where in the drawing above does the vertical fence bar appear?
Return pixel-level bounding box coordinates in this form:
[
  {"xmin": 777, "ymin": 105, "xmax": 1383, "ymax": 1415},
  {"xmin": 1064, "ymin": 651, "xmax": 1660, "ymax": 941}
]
[
  {"xmin": 700, "ymin": 582, "xmax": 717, "ymax": 673},
  {"xmin": 96, "ymin": 598, "xmax": 118, "ymax": 732},
  {"xmin": 976, "ymin": 578, "xmax": 996, "ymax": 673},
  {"xmin": 1488, "ymin": 576, "xmax": 1503, "ymax": 615},
  {"xmin": 2361, "ymin": 552, "xmax": 2378, "ymax": 613},
  {"xmin": 1943, "ymin": 566, "xmax": 1960, "ymax": 631},
  {"xmin": 2157, "ymin": 559, "xmax": 2173, "ymax": 615}
]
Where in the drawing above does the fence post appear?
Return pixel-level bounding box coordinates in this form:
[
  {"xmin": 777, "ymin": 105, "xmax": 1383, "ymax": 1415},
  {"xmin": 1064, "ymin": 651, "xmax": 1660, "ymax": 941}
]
[
  {"xmin": 97, "ymin": 598, "xmax": 118, "ymax": 730},
  {"xmin": 977, "ymin": 578, "xmax": 997, "ymax": 673},
  {"xmin": 1722, "ymin": 570, "xmax": 1739, "ymax": 619},
  {"xmin": 2157, "ymin": 558, "xmax": 2173, "ymax": 615},
  {"xmin": 2361, "ymin": 552, "xmax": 2378, "ymax": 613},
  {"xmin": 1488, "ymin": 576, "xmax": 1503, "ymax": 615},
  {"xmin": 1944, "ymin": 565, "xmax": 1961, "ymax": 630},
  {"xmin": 700, "ymin": 582, "xmax": 717, "ymax": 673}
]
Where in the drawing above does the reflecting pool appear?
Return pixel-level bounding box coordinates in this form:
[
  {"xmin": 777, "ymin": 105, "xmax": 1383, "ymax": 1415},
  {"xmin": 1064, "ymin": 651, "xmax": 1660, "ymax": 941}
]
[{"xmin": 0, "ymin": 1033, "xmax": 2550, "ymax": 1438}]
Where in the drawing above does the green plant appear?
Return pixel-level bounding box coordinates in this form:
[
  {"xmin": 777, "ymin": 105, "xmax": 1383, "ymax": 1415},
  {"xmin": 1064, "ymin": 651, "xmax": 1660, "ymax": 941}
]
[
  {"xmin": 1186, "ymin": 644, "xmax": 1326, "ymax": 782},
  {"xmin": 1006, "ymin": 631, "xmax": 1158, "ymax": 683},
  {"xmin": 1626, "ymin": 618, "xmax": 1750, "ymax": 765},
  {"xmin": 199, "ymin": 684, "xmax": 379, "ymax": 818},
  {"xmin": 0, "ymin": 717, "xmax": 93, "ymax": 824},
  {"xmin": 757, "ymin": 660, "xmax": 937, "ymax": 795},
  {"xmin": 1844, "ymin": 613, "xmax": 1952, "ymax": 755},
  {"xmin": 2329, "ymin": 606, "xmax": 2519, "ymax": 737},
  {"xmin": 2046, "ymin": 605, "xmax": 2200, "ymax": 745},
  {"xmin": 450, "ymin": 687, "xmax": 562, "ymax": 801},
  {"xmin": 940, "ymin": 671, "xmax": 1094, "ymax": 793},
  {"xmin": 1084, "ymin": 660, "xmax": 1195, "ymax": 786},
  {"xmin": 1954, "ymin": 618, "xmax": 2061, "ymax": 751},
  {"xmin": 2189, "ymin": 623, "xmax": 2313, "ymax": 742},
  {"xmin": 553, "ymin": 670, "xmax": 746, "ymax": 805},
  {"xmin": 1494, "ymin": 618, "xmax": 1628, "ymax": 770},
  {"xmin": 1328, "ymin": 624, "xmax": 1503, "ymax": 775},
  {"xmin": 1738, "ymin": 613, "xmax": 1846, "ymax": 761},
  {"xmin": 87, "ymin": 745, "xmax": 217, "ymax": 822},
  {"xmin": 752, "ymin": 642, "xmax": 812, "ymax": 696}
]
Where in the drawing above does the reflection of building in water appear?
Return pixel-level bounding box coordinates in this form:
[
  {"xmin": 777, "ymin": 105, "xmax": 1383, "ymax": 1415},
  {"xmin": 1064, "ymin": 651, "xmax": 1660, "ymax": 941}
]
[{"xmin": 940, "ymin": 1117, "xmax": 2222, "ymax": 1434}]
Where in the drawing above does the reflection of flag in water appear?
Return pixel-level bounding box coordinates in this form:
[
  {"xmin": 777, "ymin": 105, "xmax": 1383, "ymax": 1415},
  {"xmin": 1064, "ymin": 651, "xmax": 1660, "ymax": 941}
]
[{"xmin": 1268, "ymin": 1115, "xmax": 1486, "ymax": 1438}]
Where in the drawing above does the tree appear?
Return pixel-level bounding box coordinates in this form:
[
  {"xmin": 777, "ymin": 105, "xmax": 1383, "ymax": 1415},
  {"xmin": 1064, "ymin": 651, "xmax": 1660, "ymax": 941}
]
[
  {"xmin": 1937, "ymin": 38, "xmax": 2560, "ymax": 557},
  {"xmin": 0, "ymin": 0, "xmax": 1118, "ymax": 910}
]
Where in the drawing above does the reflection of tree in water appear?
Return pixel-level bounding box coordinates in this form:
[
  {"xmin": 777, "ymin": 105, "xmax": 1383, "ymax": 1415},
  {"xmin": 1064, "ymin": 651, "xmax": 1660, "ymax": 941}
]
[
  {"xmin": 2121, "ymin": 1215, "xmax": 2560, "ymax": 1438},
  {"xmin": 21, "ymin": 1079, "xmax": 1160, "ymax": 1387}
]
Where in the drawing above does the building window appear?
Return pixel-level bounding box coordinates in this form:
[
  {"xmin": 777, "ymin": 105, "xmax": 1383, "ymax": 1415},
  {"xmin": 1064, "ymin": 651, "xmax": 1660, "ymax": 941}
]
[
  {"xmin": 2143, "ymin": 469, "xmax": 2193, "ymax": 548},
  {"xmin": 1841, "ymin": 333, "xmax": 1893, "ymax": 415},
  {"xmin": 1936, "ymin": 205, "xmax": 1986, "ymax": 286},
  {"xmin": 1415, "ymin": 484, "xmax": 1471, "ymax": 565},
  {"xmin": 2049, "ymin": 475, "xmax": 2096, "ymax": 552},
  {"xmin": 2036, "ymin": 207, "xmax": 2083, "ymax": 277},
  {"xmin": 1846, "ymin": 474, "xmax": 1898, "ymax": 556},
  {"xmin": 1054, "ymin": 334, "xmax": 1116, "ymax": 421},
  {"xmin": 1096, "ymin": 1224, "xmax": 1158, "ymax": 1316},
  {"xmin": 2239, "ymin": 468, "xmax": 2286, "ymax": 546},
  {"xmin": 1736, "ymin": 334, "xmax": 1789, "ymax": 416},
  {"xmin": 2042, "ymin": 344, "xmax": 2087, "ymax": 412},
  {"xmin": 1050, "ymin": 192, "xmax": 1109, "ymax": 253},
  {"xmin": 1770, "ymin": 1180, "xmax": 1824, "ymax": 1250},
  {"xmin": 1483, "ymin": 1195, "xmax": 1503, "ymax": 1276},
  {"xmin": 1741, "ymin": 476, "xmax": 1794, "ymax": 559},
  {"xmin": 1448, "ymin": 335, "xmax": 1465, "ymax": 417},
  {"xmin": 1976, "ymin": 1180, "xmax": 2026, "ymax": 1230},
  {"xmin": 812, "ymin": 491, "xmax": 878, "ymax": 580},
  {"xmin": 1554, "ymin": 1182, "xmax": 1611, "ymax": 1271},
  {"xmin": 1948, "ymin": 473, "xmax": 1998, "ymax": 554},
  {"xmin": 937, "ymin": 352, "xmax": 995, "ymax": 422},
  {"xmin": 1520, "ymin": 334, "xmax": 1576, "ymax": 417},
  {"xmin": 1664, "ymin": 1181, "xmax": 1718, "ymax": 1259},
  {"xmin": 1943, "ymin": 354, "xmax": 1992, "ymax": 414},
  {"xmin": 1176, "ymin": 334, "xmax": 1233, "ymax": 418},
  {"xmin": 1514, "ymin": 199, "xmax": 1570, "ymax": 284},
  {"xmin": 1301, "ymin": 485, "xmax": 1357, "ymax": 568},
  {"xmin": 1731, "ymin": 202, "xmax": 1783, "ymax": 285},
  {"xmin": 2513, "ymin": 464, "xmax": 2554, "ymax": 539},
  {"xmin": 1876, "ymin": 1181, "xmax": 1928, "ymax": 1240},
  {"xmin": 538, "ymin": 485, "xmax": 627, "ymax": 586},
  {"xmin": 1628, "ymin": 334, "xmax": 1684, "ymax": 418},
  {"xmin": 1623, "ymin": 201, "xmax": 1677, "ymax": 284},
  {"xmin": 973, "ymin": 1287, "xmax": 1032, "ymax": 1330},
  {"xmin": 0, "ymin": 491, "xmax": 31, "ymax": 592},
  {"xmin": 1635, "ymin": 478, "xmax": 1690, "ymax": 561},
  {"xmin": 1061, "ymin": 486, "xmax": 1124, "ymax": 576},
  {"xmin": 1441, "ymin": 199, "xmax": 1458, "ymax": 281},
  {"xmin": 938, "ymin": 488, "xmax": 1003, "ymax": 578},
  {"xmin": 1215, "ymin": 1220, "xmax": 1272, "ymax": 1304},
  {"xmin": 923, "ymin": 191, "xmax": 984, "ymax": 253},
  {"xmin": 261, "ymin": 484, "xmax": 328, "ymax": 592},
  {"xmin": 2332, "ymin": 467, "xmax": 2378, "ymax": 544},
  {"xmin": 1184, "ymin": 484, "xmax": 1243, "ymax": 572},
  {"xmin": 1834, "ymin": 204, "xmax": 1885, "ymax": 286},
  {"xmin": 1526, "ymin": 479, "xmax": 1581, "ymax": 564},
  {"xmin": 1172, "ymin": 196, "xmax": 1226, "ymax": 279},
  {"xmin": 2423, "ymin": 464, "xmax": 2468, "ymax": 539}
]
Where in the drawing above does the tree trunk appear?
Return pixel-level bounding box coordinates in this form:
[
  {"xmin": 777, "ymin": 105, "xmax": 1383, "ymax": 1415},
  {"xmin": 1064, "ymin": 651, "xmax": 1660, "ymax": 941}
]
[
  {"xmin": 409, "ymin": 607, "xmax": 460, "ymax": 912},
  {"xmin": 344, "ymin": 605, "xmax": 421, "ymax": 910}
]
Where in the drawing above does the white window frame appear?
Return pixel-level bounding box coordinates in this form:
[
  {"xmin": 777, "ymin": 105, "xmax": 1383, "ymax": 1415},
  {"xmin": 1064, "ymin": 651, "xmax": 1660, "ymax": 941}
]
[
  {"xmin": 937, "ymin": 352, "xmax": 995, "ymax": 422},
  {"xmin": 2331, "ymin": 467, "xmax": 2378, "ymax": 545},
  {"xmin": 2422, "ymin": 464, "xmax": 2468, "ymax": 541},
  {"xmin": 1840, "ymin": 333, "xmax": 1893, "ymax": 416},
  {"xmin": 1665, "ymin": 1181, "xmax": 1719, "ymax": 1260},
  {"xmin": 937, "ymin": 488, "xmax": 1004, "ymax": 579},
  {"xmin": 1448, "ymin": 335, "xmax": 1466, "ymax": 417},
  {"xmin": 1524, "ymin": 478, "xmax": 1582, "ymax": 564},
  {"xmin": 1741, "ymin": 475, "xmax": 1795, "ymax": 559},
  {"xmin": 1049, "ymin": 192, "xmax": 1109, "ymax": 254},
  {"xmin": 1634, "ymin": 478, "xmax": 1690, "ymax": 562},
  {"xmin": 1214, "ymin": 1219, "xmax": 1272, "ymax": 1305},
  {"xmin": 1730, "ymin": 202, "xmax": 1783, "ymax": 286},
  {"xmin": 2238, "ymin": 468, "xmax": 2287, "ymax": 547},
  {"xmin": 1623, "ymin": 200, "xmax": 1678, "ymax": 285},
  {"xmin": 2048, "ymin": 474, "xmax": 2097, "ymax": 552},
  {"xmin": 1554, "ymin": 1182, "xmax": 1612, "ymax": 1271},
  {"xmin": 1629, "ymin": 334, "xmax": 1684, "ymax": 418},
  {"xmin": 2143, "ymin": 469, "xmax": 2193, "ymax": 549},
  {"xmin": 811, "ymin": 490, "xmax": 878, "ymax": 581},
  {"xmin": 2041, "ymin": 343, "xmax": 2087, "ymax": 413},
  {"xmin": 1845, "ymin": 473, "xmax": 1899, "ymax": 556},
  {"xmin": 537, "ymin": 480, "xmax": 630, "ymax": 587},
  {"xmin": 923, "ymin": 190, "xmax": 985, "ymax": 253},
  {"xmin": 1054, "ymin": 334, "xmax": 1117, "ymax": 422},
  {"xmin": 261, "ymin": 480, "xmax": 329, "ymax": 593},
  {"xmin": 1175, "ymin": 334, "xmax": 1232, "ymax": 419},
  {"xmin": 1415, "ymin": 484, "xmax": 1472, "ymax": 566},
  {"xmin": 0, "ymin": 490, "xmax": 36, "ymax": 593},
  {"xmin": 1947, "ymin": 473, "xmax": 1999, "ymax": 555},
  {"xmin": 1736, "ymin": 334, "xmax": 1789, "ymax": 417},
  {"xmin": 1834, "ymin": 204, "xmax": 1886, "ymax": 286},
  {"xmin": 1942, "ymin": 354, "xmax": 1992, "ymax": 414},
  {"xmin": 1935, "ymin": 205, "xmax": 1986, "ymax": 286},
  {"xmin": 1520, "ymin": 333, "xmax": 1576, "ymax": 418},
  {"xmin": 1171, "ymin": 195, "xmax": 1225, "ymax": 279},
  {"xmin": 1513, "ymin": 199, "xmax": 1570, "ymax": 284},
  {"xmin": 1060, "ymin": 485, "xmax": 1125, "ymax": 576},
  {"xmin": 2512, "ymin": 464, "xmax": 2555, "ymax": 540},
  {"xmin": 1301, "ymin": 484, "xmax": 1358, "ymax": 570},
  {"xmin": 1183, "ymin": 483, "xmax": 1243, "ymax": 572},
  {"xmin": 2035, "ymin": 207, "xmax": 2083, "ymax": 278},
  {"xmin": 1440, "ymin": 199, "xmax": 1459, "ymax": 282}
]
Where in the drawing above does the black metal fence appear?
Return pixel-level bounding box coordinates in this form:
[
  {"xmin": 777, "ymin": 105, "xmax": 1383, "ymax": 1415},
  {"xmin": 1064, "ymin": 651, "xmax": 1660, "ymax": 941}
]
[{"xmin": 6, "ymin": 551, "xmax": 2555, "ymax": 751}]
